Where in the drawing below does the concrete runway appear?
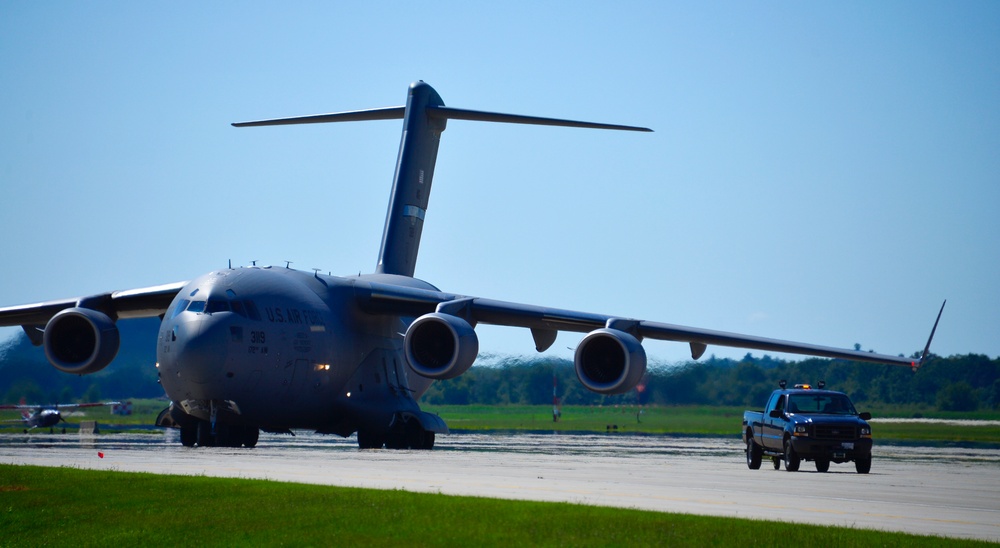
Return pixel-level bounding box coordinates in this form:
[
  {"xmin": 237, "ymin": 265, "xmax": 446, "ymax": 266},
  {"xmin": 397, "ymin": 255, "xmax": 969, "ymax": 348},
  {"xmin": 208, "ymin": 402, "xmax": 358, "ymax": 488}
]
[{"xmin": 1, "ymin": 430, "xmax": 998, "ymax": 542}]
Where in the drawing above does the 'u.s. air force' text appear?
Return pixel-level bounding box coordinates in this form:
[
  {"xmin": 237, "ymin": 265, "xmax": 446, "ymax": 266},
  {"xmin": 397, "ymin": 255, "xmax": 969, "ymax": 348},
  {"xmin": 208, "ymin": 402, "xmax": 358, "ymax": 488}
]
[{"xmin": 264, "ymin": 306, "xmax": 324, "ymax": 326}]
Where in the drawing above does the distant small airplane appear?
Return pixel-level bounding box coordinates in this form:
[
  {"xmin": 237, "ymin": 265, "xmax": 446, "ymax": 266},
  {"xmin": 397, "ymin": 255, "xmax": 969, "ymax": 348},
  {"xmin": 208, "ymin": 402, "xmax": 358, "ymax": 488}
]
[
  {"xmin": 0, "ymin": 82, "xmax": 943, "ymax": 450},
  {"xmin": 0, "ymin": 400, "xmax": 119, "ymax": 431}
]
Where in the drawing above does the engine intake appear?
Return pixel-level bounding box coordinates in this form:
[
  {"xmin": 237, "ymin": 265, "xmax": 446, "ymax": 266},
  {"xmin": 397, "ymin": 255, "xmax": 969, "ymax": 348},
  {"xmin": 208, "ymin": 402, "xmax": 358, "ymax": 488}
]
[
  {"xmin": 43, "ymin": 308, "xmax": 120, "ymax": 375},
  {"xmin": 403, "ymin": 313, "xmax": 479, "ymax": 380},
  {"xmin": 574, "ymin": 328, "xmax": 647, "ymax": 395}
]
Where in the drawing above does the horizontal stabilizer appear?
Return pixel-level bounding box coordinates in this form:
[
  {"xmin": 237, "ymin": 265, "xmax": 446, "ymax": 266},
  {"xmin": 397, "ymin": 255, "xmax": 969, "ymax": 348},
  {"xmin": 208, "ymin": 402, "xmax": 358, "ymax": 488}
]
[
  {"xmin": 232, "ymin": 105, "xmax": 651, "ymax": 133},
  {"xmin": 426, "ymin": 106, "xmax": 652, "ymax": 132},
  {"xmin": 232, "ymin": 106, "xmax": 405, "ymax": 127}
]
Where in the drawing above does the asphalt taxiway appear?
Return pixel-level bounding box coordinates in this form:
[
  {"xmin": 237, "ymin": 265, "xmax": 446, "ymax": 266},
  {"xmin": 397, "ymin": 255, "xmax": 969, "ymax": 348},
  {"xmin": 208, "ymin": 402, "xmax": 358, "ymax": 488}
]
[{"xmin": 1, "ymin": 431, "xmax": 998, "ymax": 542}]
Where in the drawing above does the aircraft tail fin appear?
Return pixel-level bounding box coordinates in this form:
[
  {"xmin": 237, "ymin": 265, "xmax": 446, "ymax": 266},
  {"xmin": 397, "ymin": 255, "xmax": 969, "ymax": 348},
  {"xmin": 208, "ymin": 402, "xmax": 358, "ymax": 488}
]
[{"xmin": 234, "ymin": 81, "xmax": 650, "ymax": 277}]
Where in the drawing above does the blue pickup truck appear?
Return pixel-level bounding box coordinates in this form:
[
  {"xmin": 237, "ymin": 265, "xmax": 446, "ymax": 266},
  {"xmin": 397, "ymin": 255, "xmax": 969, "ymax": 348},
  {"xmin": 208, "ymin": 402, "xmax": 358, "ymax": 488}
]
[{"xmin": 743, "ymin": 381, "xmax": 873, "ymax": 473}]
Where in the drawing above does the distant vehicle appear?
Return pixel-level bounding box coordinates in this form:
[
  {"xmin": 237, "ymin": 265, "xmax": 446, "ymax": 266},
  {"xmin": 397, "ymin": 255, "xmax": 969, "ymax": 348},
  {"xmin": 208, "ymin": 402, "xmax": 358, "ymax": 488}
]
[
  {"xmin": 743, "ymin": 381, "xmax": 873, "ymax": 473},
  {"xmin": 0, "ymin": 82, "xmax": 942, "ymax": 449},
  {"xmin": 0, "ymin": 400, "xmax": 119, "ymax": 432}
]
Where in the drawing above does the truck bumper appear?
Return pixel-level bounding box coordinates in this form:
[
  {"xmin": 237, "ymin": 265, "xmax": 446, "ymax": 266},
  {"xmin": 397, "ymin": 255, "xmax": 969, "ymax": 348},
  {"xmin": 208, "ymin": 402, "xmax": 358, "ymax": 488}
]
[{"xmin": 789, "ymin": 437, "xmax": 872, "ymax": 462}]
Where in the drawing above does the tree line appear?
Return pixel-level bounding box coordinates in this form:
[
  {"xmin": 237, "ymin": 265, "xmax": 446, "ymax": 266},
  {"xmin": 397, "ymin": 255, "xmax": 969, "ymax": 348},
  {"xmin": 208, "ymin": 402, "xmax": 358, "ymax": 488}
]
[{"xmin": 421, "ymin": 352, "xmax": 1000, "ymax": 412}]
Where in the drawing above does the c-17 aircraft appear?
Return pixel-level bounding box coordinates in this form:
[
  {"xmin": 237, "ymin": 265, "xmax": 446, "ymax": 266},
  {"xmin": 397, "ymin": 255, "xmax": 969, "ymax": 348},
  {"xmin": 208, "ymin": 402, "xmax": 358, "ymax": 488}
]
[
  {"xmin": 0, "ymin": 82, "xmax": 943, "ymax": 449},
  {"xmin": 0, "ymin": 400, "xmax": 120, "ymax": 431}
]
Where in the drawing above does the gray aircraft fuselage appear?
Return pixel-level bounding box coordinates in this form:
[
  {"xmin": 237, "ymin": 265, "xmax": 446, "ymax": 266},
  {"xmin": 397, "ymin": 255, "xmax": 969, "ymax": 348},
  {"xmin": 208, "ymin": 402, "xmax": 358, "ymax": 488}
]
[{"xmin": 158, "ymin": 268, "xmax": 436, "ymax": 439}]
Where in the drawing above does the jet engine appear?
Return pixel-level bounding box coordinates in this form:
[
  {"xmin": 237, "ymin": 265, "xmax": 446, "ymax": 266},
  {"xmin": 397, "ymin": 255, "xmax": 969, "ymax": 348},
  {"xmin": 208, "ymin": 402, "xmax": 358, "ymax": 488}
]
[
  {"xmin": 403, "ymin": 313, "xmax": 479, "ymax": 380},
  {"xmin": 42, "ymin": 307, "xmax": 120, "ymax": 375},
  {"xmin": 574, "ymin": 328, "xmax": 647, "ymax": 395}
]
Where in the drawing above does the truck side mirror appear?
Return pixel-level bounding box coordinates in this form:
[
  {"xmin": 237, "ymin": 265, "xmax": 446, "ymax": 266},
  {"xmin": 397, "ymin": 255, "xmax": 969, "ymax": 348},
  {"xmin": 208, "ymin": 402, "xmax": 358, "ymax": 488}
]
[
  {"xmin": 768, "ymin": 409, "xmax": 783, "ymax": 418},
  {"xmin": 859, "ymin": 412, "xmax": 872, "ymax": 420}
]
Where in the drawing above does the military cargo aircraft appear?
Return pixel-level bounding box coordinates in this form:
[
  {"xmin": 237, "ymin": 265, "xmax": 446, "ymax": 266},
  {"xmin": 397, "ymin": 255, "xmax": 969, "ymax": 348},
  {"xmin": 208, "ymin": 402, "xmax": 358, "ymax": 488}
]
[
  {"xmin": 1, "ymin": 400, "xmax": 119, "ymax": 431},
  {"xmin": 0, "ymin": 82, "xmax": 942, "ymax": 449}
]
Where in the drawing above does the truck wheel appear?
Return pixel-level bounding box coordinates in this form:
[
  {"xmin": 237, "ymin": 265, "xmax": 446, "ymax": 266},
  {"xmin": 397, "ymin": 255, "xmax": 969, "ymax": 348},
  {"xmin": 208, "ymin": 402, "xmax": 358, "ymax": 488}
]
[
  {"xmin": 746, "ymin": 437, "xmax": 762, "ymax": 469},
  {"xmin": 772, "ymin": 456, "xmax": 781, "ymax": 470},
  {"xmin": 815, "ymin": 458, "xmax": 830, "ymax": 473},
  {"xmin": 855, "ymin": 454, "xmax": 872, "ymax": 474},
  {"xmin": 783, "ymin": 438, "xmax": 800, "ymax": 472}
]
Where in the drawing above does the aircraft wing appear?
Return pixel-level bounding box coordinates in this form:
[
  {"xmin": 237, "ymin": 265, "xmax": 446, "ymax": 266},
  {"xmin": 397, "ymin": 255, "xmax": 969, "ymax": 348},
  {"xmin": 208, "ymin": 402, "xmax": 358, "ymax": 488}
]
[
  {"xmin": 356, "ymin": 280, "xmax": 933, "ymax": 368},
  {"xmin": 0, "ymin": 282, "xmax": 186, "ymax": 342},
  {"xmin": 0, "ymin": 402, "xmax": 121, "ymax": 410}
]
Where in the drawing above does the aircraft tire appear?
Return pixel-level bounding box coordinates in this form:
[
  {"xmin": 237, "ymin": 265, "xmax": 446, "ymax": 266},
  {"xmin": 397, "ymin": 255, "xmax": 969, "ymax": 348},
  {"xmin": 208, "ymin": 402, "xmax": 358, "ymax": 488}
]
[
  {"xmin": 180, "ymin": 425, "xmax": 197, "ymax": 447},
  {"xmin": 196, "ymin": 421, "xmax": 214, "ymax": 447},
  {"xmin": 242, "ymin": 426, "xmax": 259, "ymax": 448},
  {"xmin": 222, "ymin": 425, "xmax": 244, "ymax": 448},
  {"xmin": 772, "ymin": 456, "xmax": 781, "ymax": 470},
  {"xmin": 357, "ymin": 430, "xmax": 384, "ymax": 449},
  {"xmin": 405, "ymin": 426, "xmax": 423, "ymax": 449},
  {"xmin": 385, "ymin": 432, "xmax": 407, "ymax": 450},
  {"xmin": 385, "ymin": 422, "xmax": 424, "ymax": 450}
]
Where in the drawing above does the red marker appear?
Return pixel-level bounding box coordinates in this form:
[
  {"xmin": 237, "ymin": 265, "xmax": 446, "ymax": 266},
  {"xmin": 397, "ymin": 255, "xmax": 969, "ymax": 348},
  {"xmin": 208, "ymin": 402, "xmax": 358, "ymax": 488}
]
[{"xmin": 98, "ymin": 452, "xmax": 104, "ymax": 458}]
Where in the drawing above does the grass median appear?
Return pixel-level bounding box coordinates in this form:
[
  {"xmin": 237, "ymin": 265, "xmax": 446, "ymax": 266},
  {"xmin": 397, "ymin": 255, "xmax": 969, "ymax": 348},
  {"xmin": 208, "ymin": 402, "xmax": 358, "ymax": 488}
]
[{"xmin": 1, "ymin": 465, "xmax": 990, "ymax": 547}]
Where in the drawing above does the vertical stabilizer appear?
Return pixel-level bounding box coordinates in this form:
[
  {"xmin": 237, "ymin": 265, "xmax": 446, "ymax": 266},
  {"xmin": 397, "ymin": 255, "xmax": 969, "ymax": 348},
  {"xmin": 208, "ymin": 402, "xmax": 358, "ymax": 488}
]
[
  {"xmin": 376, "ymin": 82, "xmax": 446, "ymax": 277},
  {"xmin": 233, "ymin": 81, "xmax": 650, "ymax": 279}
]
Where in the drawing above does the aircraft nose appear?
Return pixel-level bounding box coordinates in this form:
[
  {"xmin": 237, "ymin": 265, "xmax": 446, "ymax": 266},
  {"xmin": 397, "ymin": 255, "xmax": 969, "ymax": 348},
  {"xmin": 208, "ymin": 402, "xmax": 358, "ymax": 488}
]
[{"xmin": 170, "ymin": 315, "xmax": 231, "ymax": 385}]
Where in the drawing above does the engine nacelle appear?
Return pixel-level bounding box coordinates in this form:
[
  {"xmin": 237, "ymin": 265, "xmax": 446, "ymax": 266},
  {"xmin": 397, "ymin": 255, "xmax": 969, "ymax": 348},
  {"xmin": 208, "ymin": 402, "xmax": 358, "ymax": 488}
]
[
  {"xmin": 574, "ymin": 328, "xmax": 647, "ymax": 395},
  {"xmin": 43, "ymin": 307, "xmax": 120, "ymax": 375},
  {"xmin": 403, "ymin": 313, "xmax": 479, "ymax": 380}
]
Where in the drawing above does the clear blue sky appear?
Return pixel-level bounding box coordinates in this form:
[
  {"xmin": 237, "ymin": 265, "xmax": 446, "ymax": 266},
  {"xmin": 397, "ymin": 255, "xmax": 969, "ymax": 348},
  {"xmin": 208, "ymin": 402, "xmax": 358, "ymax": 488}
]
[{"xmin": 2, "ymin": 2, "xmax": 997, "ymax": 364}]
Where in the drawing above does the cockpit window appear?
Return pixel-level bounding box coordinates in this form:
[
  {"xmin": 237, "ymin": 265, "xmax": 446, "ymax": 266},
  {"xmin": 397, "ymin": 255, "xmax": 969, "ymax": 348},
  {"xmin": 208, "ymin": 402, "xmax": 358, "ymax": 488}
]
[
  {"xmin": 174, "ymin": 293, "xmax": 260, "ymax": 320},
  {"xmin": 205, "ymin": 299, "xmax": 230, "ymax": 314},
  {"xmin": 170, "ymin": 299, "xmax": 191, "ymax": 319},
  {"xmin": 244, "ymin": 300, "xmax": 262, "ymax": 321}
]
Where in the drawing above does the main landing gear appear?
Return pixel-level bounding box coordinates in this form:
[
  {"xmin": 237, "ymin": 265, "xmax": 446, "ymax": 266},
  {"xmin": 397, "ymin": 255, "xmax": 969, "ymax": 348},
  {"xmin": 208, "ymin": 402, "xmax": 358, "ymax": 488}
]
[
  {"xmin": 158, "ymin": 402, "xmax": 259, "ymax": 448},
  {"xmin": 357, "ymin": 414, "xmax": 436, "ymax": 450},
  {"xmin": 179, "ymin": 420, "xmax": 259, "ymax": 448}
]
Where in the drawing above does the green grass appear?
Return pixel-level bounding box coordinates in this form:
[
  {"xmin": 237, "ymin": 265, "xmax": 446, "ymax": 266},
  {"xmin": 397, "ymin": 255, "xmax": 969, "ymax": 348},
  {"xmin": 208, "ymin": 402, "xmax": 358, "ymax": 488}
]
[
  {"xmin": 421, "ymin": 404, "xmax": 1000, "ymax": 444},
  {"xmin": 0, "ymin": 464, "xmax": 990, "ymax": 547},
  {"xmin": 6, "ymin": 402, "xmax": 1000, "ymax": 444},
  {"xmin": 421, "ymin": 404, "xmax": 747, "ymax": 435},
  {"xmin": 870, "ymin": 422, "xmax": 1000, "ymax": 444}
]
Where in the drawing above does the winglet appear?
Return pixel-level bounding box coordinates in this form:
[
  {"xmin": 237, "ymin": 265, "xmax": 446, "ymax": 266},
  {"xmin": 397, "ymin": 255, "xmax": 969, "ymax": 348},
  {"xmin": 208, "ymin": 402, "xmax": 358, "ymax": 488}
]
[{"xmin": 913, "ymin": 300, "xmax": 946, "ymax": 371}]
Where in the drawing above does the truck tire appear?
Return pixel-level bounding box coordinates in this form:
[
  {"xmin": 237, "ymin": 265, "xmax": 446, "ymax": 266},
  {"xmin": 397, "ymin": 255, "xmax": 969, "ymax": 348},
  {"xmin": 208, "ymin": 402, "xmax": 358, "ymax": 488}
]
[
  {"xmin": 746, "ymin": 436, "xmax": 762, "ymax": 469},
  {"xmin": 783, "ymin": 438, "xmax": 800, "ymax": 472},
  {"xmin": 815, "ymin": 458, "xmax": 830, "ymax": 473},
  {"xmin": 855, "ymin": 454, "xmax": 872, "ymax": 474}
]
